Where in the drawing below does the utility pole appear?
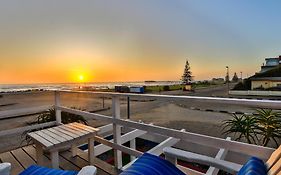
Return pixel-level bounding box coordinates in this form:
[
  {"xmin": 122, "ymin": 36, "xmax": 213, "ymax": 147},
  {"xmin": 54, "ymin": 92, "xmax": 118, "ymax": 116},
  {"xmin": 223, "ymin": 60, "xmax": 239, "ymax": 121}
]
[
  {"xmin": 240, "ymin": 72, "xmax": 243, "ymax": 82},
  {"xmin": 226, "ymin": 66, "xmax": 229, "ymax": 95}
]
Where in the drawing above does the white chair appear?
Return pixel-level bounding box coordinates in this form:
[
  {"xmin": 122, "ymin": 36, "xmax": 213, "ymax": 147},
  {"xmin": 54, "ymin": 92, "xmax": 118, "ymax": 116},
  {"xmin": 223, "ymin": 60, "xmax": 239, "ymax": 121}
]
[
  {"xmin": 0, "ymin": 163, "xmax": 11, "ymax": 175},
  {"xmin": 164, "ymin": 145, "xmax": 281, "ymax": 175},
  {"xmin": 0, "ymin": 163, "xmax": 97, "ymax": 175}
]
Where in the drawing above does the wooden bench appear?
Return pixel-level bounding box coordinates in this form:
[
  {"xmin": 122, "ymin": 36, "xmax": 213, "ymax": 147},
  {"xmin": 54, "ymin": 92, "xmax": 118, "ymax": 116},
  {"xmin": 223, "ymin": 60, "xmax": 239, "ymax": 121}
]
[{"xmin": 28, "ymin": 122, "xmax": 99, "ymax": 169}]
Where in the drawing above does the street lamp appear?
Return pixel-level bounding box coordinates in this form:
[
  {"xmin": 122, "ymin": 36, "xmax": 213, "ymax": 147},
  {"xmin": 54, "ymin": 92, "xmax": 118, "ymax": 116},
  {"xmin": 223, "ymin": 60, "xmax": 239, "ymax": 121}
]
[{"xmin": 226, "ymin": 66, "xmax": 229, "ymax": 95}]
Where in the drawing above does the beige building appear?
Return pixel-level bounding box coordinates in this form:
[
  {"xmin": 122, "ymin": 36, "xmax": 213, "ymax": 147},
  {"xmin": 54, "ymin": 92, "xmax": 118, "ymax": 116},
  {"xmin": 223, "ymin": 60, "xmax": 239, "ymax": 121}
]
[{"xmin": 251, "ymin": 77, "xmax": 281, "ymax": 90}]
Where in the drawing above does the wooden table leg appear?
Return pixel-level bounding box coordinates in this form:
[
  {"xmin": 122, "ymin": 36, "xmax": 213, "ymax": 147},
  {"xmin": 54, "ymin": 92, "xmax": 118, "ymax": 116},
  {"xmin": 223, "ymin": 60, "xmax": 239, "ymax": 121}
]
[
  {"xmin": 71, "ymin": 143, "xmax": 77, "ymax": 157},
  {"xmin": 35, "ymin": 142, "xmax": 44, "ymax": 166},
  {"xmin": 50, "ymin": 150, "xmax": 59, "ymax": 169},
  {"xmin": 88, "ymin": 137, "xmax": 94, "ymax": 165}
]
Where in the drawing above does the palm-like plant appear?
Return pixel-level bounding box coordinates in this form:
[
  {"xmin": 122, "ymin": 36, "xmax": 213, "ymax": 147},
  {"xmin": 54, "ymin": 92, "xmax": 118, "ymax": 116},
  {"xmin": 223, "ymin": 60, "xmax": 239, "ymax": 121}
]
[
  {"xmin": 255, "ymin": 109, "xmax": 281, "ymax": 147},
  {"xmin": 222, "ymin": 114, "xmax": 258, "ymax": 144}
]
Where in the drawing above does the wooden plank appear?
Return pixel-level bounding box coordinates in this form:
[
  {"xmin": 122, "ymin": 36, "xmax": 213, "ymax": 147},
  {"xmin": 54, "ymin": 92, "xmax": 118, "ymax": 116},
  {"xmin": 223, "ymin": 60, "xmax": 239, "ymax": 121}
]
[
  {"xmin": 69, "ymin": 123, "xmax": 94, "ymax": 133},
  {"xmin": 57, "ymin": 125, "xmax": 85, "ymax": 137},
  {"xmin": 51, "ymin": 127, "xmax": 80, "ymax": 139},
  {"xmin": 0, "ymin": 152, "xmax": 24, "ymax": 175},
  {"xmin": 59, "ymin": 150, "xmax": 111, "ymax": 175},
  {"xmin": 47, "ymin": 128, "xmax": 73, "ymax": 140},
  {"xmin": 64, "ymin": 124, "xmax": 90, "ymax": 135},
  {"xmin": 41, "ymin": 129, "xmax": 68, "ymax": 142},
  {"xmin": 73, "ymin": 122, "xmax": 99, "ymax": 132},
  {"xmin": 177, "ymin": 165, "xmax": 204, "ymax": 175},
  {"xmin": 22, "ymin": 145, "xmax": 37, "ymax": 161},
  {"xmin": 28, "ymin": 145, "xmax": 80, "ymax": 171},
  {"xmin": 77, "ymin": 149, "xmax": 120, "ymax": 175},
  {"xmin": 35, "ymin": 131, "xmax": 61, "ymax": 145},
  {"xmin": 60, "ymin": 150, "xmax": 88, "ymax": 168},
  {"xmin": 11, "ymin": 148, "xmax": 36, "ymax": 169},
  {"xmin": 28, "ymin": 132, "xmax": 53, "ymax": 148},
  {"xmin": 22, "ymin": 145, "xmax": 50, "ymax": 167},
  {"xmin": 43, "ymin": 150, "xmax": 80, "ymax": 171},
  {"xmin": 69, "ymin": 123, "xmax": 99, "ymax": 133}
]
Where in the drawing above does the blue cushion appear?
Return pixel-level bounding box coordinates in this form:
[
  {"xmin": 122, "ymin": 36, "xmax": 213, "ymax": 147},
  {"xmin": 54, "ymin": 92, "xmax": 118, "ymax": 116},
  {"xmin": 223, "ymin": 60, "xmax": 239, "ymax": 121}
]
[
  {"xmin": 120, "ymin": 153, "xmax": 185, "ymax": 175},
  {"xmin": 238, "ymin": 157, "xmax": 268, "ymax": 175},
  {"xmin": 19, "ymin": 165, "xmax": 78, "ymax": 175}
]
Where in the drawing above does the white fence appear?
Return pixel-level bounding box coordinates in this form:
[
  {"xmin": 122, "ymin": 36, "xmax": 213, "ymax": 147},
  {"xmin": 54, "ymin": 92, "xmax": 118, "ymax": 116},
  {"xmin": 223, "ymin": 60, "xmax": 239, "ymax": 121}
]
[
  {"xmin": 0, "ymin": 90, "xmax": 279, "ymax": 173},
  {"xmin": 230, "ymin": 90, "xmax": 281, "ymax": 97}
]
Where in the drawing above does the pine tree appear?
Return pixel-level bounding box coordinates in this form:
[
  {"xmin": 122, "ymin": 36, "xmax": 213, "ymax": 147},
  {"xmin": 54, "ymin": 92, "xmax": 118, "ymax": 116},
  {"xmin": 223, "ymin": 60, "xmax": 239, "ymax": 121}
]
[
  {"xmin": 181, "ymin": 60, "xmax": 193, "ymax": 85},
  {"xmin": 232, "ymin": 72, "xmax": 239, "ymax": 82}
]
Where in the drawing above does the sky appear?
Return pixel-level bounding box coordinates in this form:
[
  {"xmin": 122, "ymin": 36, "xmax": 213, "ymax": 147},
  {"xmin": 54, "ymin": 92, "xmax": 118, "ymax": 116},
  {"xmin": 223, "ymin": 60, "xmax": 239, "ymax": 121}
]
[{"xmin": 1, "ymin": 0, "xmax": 281, "ymax": 84}]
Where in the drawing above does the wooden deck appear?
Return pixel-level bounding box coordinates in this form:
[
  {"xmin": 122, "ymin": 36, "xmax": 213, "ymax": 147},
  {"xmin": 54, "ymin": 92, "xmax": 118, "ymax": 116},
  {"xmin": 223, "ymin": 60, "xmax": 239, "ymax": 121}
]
[{"xmin": 0, "ymin": 145, "xmax": 120, "ymax": 175}]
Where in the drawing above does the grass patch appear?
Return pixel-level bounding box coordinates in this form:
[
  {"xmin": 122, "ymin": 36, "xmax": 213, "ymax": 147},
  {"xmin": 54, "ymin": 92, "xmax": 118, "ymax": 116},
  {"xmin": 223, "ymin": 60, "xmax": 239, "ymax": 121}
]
[{"xmin": 145, "ymin": 84, "xmax": 182, "ymax": 92}]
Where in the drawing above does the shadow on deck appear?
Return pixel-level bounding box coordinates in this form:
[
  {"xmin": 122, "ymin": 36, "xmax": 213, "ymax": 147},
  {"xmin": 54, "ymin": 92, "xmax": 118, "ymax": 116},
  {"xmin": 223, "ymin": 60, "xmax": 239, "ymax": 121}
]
[{"xmin": 0, "ymin": 145, "xmax": 120, "ymax": 175}]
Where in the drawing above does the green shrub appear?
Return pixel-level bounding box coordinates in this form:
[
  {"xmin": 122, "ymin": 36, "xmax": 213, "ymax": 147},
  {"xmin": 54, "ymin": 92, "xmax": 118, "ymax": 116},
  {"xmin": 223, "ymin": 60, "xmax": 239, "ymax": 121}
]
[
  {"xmin": 29, "ymin": 107, "xmax": 88, "ymax": 125},
  {"xmin": 232, "ymin": 79, "xmax": 251, "ymax": 90},
  {"xmin": 163, "ymin": 85, "xmax": 170, "ymax": 91},
  {"xmin": 222, "ymin": 109, "xmax": 281, "ymax": 147}
]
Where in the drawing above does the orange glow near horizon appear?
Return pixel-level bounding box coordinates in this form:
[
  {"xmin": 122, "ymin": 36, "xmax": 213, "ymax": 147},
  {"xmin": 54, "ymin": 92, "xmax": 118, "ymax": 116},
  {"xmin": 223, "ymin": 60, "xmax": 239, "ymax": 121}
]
[{"xmin": 0, "ymin": 35, "xmax": 258, "ymax": 84}]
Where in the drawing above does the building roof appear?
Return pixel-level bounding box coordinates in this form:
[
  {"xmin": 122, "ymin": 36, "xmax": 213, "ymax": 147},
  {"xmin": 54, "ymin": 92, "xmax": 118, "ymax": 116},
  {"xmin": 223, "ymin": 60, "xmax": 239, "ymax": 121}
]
[
  {"xmin": 250, "ymin": 65, "xmax": 281, "ymax": 80},
  {"xmin": 250, "ymin": 77, "xmax": 281, "ymax": 81}
]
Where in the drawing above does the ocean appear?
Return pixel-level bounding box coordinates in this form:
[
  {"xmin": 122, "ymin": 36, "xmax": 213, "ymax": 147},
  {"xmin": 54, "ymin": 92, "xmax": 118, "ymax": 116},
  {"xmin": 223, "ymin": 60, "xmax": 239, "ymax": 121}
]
[{"xmin": 0, "ymin": 81, "xmax": 181, "ymax": 93}]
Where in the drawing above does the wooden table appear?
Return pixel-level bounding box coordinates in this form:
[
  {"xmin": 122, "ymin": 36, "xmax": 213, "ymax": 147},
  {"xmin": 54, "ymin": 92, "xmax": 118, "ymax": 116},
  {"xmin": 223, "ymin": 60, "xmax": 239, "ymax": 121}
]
[{"xmin": 28, "ymin": 122, "xmax": 99, "ymax": 169}]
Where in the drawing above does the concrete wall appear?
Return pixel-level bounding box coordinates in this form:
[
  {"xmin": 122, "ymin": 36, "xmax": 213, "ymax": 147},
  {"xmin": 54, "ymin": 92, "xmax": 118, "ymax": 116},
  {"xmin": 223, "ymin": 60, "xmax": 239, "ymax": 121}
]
[
  {"xmin": 229, "ymin": 90, "xmax": 281, "ymax": 96},
  {"xmin": 251, "ymin": 80, "xmax": 281, "ymax": 90},
  {"xmin": 251, "ymin": 81, "xmax": 271, "ymax": 89}
]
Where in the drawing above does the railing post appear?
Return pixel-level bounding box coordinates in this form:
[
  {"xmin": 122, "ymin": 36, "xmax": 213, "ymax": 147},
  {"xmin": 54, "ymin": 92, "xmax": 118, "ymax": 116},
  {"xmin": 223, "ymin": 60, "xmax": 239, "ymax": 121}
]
[
  {"xmin": 127, "ymin": 96, "xmax": 130, "ymax": 119},
  {"xmin": 54, "ymin": 91, "xmax": 62, "ymax": 124},
  {"xmin": 112, "ymin": 96, "xmax": 122, "ymax": 169},
  {"xmin": 165, "ymin": 154, "xmax": 177, "ymax": 165},
  {"xmin": 130, "ymin": 139, "xmax": 136, "ymax": 161}
]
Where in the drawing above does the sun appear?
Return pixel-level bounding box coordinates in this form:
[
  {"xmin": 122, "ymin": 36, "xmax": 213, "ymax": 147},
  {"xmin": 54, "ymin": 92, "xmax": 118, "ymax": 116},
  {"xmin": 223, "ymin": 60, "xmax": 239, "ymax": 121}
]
[{"xmin": 78, "ymin": 75, "xmax": 84, "ymax": 81}]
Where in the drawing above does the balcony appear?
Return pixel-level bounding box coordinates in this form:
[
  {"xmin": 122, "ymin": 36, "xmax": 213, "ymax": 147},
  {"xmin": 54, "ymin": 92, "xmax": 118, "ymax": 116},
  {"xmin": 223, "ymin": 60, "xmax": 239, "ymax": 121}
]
[{"xmin": 0, "ymin": 90, "xmax": 278, "ymax": 175}]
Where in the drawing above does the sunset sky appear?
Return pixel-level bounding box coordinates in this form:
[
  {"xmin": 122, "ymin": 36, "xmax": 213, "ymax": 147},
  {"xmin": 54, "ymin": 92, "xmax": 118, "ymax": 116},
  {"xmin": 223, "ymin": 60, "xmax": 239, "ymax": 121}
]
[{"xmin": 1, "ymin": 0, "xmax": 281, "ymax": 84}]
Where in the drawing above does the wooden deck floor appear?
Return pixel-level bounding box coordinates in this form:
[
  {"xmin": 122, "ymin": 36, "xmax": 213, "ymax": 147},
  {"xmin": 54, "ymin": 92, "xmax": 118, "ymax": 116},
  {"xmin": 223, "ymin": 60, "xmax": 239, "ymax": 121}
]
[{"xmin": 0, "ymin": 145, "xmax": 120, "ymax": 175}]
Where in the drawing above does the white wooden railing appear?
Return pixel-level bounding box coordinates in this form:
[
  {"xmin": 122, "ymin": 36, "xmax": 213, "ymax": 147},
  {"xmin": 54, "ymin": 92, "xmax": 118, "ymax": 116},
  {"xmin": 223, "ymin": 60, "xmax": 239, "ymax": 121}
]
[{"xmin": 0, "ymin": 90, "xmax": 280, "ymax": 174}]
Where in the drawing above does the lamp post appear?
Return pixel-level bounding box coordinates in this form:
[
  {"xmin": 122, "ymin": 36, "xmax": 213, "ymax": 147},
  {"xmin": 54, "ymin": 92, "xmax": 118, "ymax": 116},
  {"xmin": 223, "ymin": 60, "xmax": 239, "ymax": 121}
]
[
  {"xmin": 240, "ymin": 71, "xmax": 243, "ymax": 82},
  {"xmin": 226, "ymin": 66, "xmax": 229, "ymax": 95}
]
